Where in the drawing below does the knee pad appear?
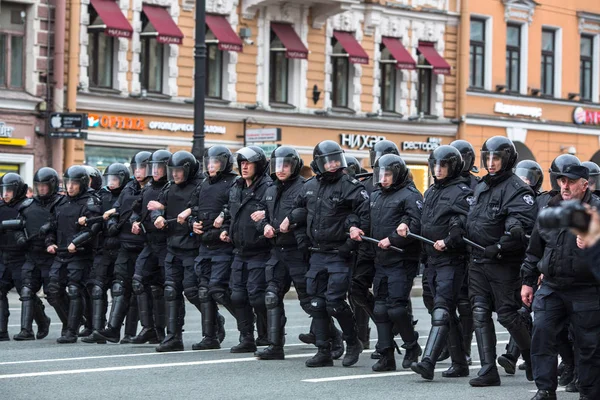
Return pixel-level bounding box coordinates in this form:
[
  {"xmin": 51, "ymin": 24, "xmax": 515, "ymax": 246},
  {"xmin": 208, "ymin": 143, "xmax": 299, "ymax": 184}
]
[
  {"xmin": 249, "ymin": 292, "xmax": 266, "ymax": 309},
  {"xmin": 230, "ymin": 290, "xmax": 248, "ymax": 308},
  {"xmin": 265, "ymin": 291, "xmax": 279, "ymax": 310},
  {"xmin": 46, "ymin": 281, "xmax": 63, "ymax": 301},
  {"xmin": 198, "ymin": 286, "xmax": 210, "ymax": 303},
  {"xmin": 212, "ymin": 290, "xmax": 230, "ymax": 306},
  {"xmin": 387, "ymin": 305, "xmax": 410, "ymax": 324},
  {"xmin": 472, "ymin": 306, "xmax": 492, "ymax": 325},
  {"xmin": 19, "ymin": 286, "xmax": 34, "ymax": 301},
  {"xmin": 67, "ymin": 285, "xmax": 81, "ymax": 300},
  {"xmin": 91, "ymin": 285, "xmax": 104, "ymax": 300},
  {"xmin": 373, "ymin": 301, "xmax": 389, "ymax": 324},
  {"xmin": 151, "ymin": 285, "xmax": 163, "ymax": 299},
  {"xmin": 307, "ymin": 297, "xmax": 327, "ymax": 318},
  {"xmin": 183, "ymin": 287, "xmax": 200, "ymax": 304},
  {"xmin": 457, "ymin": 299, "xmax": 472, "ymax": 317},
  {"xmin": 299, "ymin": 297, "xmax": 312, "ymax": 315},
  {"xmin": 111, "ymin": 281, "xmax": 125, "ymax": 298},
  {"xmin": 132, "ymin": 279, "xmax": 145, "ymax": 296},
  {"xmin": 431, "ymin": 307, "xmax": 451, "ymax": 327},
  {"xmin": 497, "ymin": 309, "xmax": 520, "ymax": 331},
  {"xmin": 349, "ymin": 291, "xmax": 370, "ymax": 310},
  {"xmin": 326, "ymin": 300, "xmax": 352, "ymax": 318},
  {"xmin": 164, "ymin": 285, "xmax": 178, "ymax": 301}
]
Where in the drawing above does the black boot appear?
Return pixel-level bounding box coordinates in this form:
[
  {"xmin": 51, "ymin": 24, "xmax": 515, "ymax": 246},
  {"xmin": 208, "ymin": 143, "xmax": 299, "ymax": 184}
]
[
  {"xmin": 33, "ymin": 299, "xmax": 51, "ymax": 340},
  {"xmin": 192, "ymin": 300, "xmax": 220, "ymax": 350},
  {"xmin": 306, "ymin": 344, "xmax": 334, "ymax": 368},
  {"xmin": 342, "ymin": 339, "xmax": 363, "ymax": 367},
  {"xmin": 121, "ymin": 294, "xmax": 138, "ymax": 344},
  {"xmin": 0, "ymin": 293, "xmax": 10, "ymax": 341},
  {"xmin": 57, "ymin": 286, "xmax": 83, "ymax": 344},
  {"xmin": 565, "ymin": 373, "xmax": 579, "ymax": 392},
  {"xmin": 79, "ymin": 288, "xmax": 93, "ymax": 337},
  {"xmin": 372, "ymin": 347, "xmax": 396, "ymax": 372},
  {"xmin": 468, "ymin": 318, "xmax": 500, "ymax": 387},
  {"xmin": 230, "ymin": 332, "xmax": 257, "ymax": 353},
  {"xmin": 299, "ymin": 332, "xmax": 315, "ymax": 344},
  {"xmin": 216, "ymin": 312, "xmax": 226, "ymax": 343},
  {"xmin": 94, "ymin": 284, "xmax": 130, "ymax": 344},
  {"xmin": 131, "ymin": 288, "xmax": 158, "ymax": 344},
  {"xmin": 155, "ymin": 295, "xmax": 184, "ymax": 353},
  {"xmin": 256, "ymin": 304, "xmax": 285, "ymax": 360},
  {"xmin": 14, "ymin": 287, "xmax": 35, "ymax": 341},
  {"xmin": 82, "ymin": 285, "xmax": 107, "ymax": 344},
  {"xmin": 355, "ymin": 307, "xmax": 371, "ymax": 350},
  {"xmin": 151, "ymin": 285, "xmax": 165, "ymax": 342},
  {"xmin": 411, "ymin": 316, "xmax": 449, "ymax": 380},
  {"xmin": 47, "ymin": 291, "xmax": 69, "ymax": 337},
  {"xmin": 530, "ymin": 390, "xmax": 557, "ymax": 400},
  {"xmin": 520, "ymin": 348, "xmax": 534, "ymax": 382},
  {"xmin": 402, "ymin": 332, "xmax": 422, "ymax": 369},
  {"xmin": 442, "ymin": 321, "xmax": 470, "ymax": 378},
  {"xmin": 497, "ymin": 336, "xmax": 519, "ymax": 375},
  {"xmin": 558, "ymin": 363, "xmax": 575, "ymax": 386},
  {"xmin": 255, "ymin": 309, "xmax": 270, "ymax": 347},
  {"xmin": 230, "ymin": 303, "xmax": 256, "ymax": 353}
]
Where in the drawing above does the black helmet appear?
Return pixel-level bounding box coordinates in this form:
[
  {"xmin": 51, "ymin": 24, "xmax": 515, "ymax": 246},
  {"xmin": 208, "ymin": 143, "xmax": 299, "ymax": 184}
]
[
  {"xmin": 63, "ymin": 165, "xmax": 90, "ymax": 196},
  {"xmin": 313, "ymin": 140, "xmax": 347, "ymax": 175},
  {"xmin": 428, "ymin": 145, "xmax": 464, "ymax": 181},
  {"xmin": 147, "ymin": 150, "xmax": 172, "ymax": 182},
  {"xmin": 369, "ymin": 139, "xmax": 399, "ymax": 167},
  {"xmin": 270, "ymin": 146, "xmax": 303, "ymax": 180},
  {"xmin": 373, "ymin": 154, "xmax": 408, "ymax": 189},
  {"xmin": 236, "ymin": 146, "xmax": 269, "ymax": 177},
  {"xmin": 33, "ymin": 167, "xmax": 59, "ymax": 199},
  {"xmin": 549, "ymin": 154, "xmax": 588, "ymax": 191},
  {"xmin": 130, "ymin": 150, "xmax": 153, "ymax": 180},
  {"xmin": 480, "ymin": 136, "xmax": 518, "ymax": 174},
  {"xmin": 0, "ymin": 173, "xmax": 28, "ymax": 204},
  {"xmin": 102, "ymin": 163, "xmax": 130, "ymax": 192},
  {"xmin": 83, "ymin": 166, "xmax": 103, "ymax": 191},
  {"xmin": 515, "ymin": 160, "xmax": 544, "ymax": 193},
  {"xmin": 167, "ymin": 150, "xmax": 196, "ymax": 184},
  {"xmin": 344, "ymin": 155, "xmax": 361, "ymax": 178},
  {"xmin": 204, "ymin": 145, "xmax": 234, "ymax": 176},
  {"xmin": 450, "ymin": 139, "xmax": 478, "ymax": 174},
  {"xmin": 582, "ymin": 161, "xmax": 600, "ymax": 190}
]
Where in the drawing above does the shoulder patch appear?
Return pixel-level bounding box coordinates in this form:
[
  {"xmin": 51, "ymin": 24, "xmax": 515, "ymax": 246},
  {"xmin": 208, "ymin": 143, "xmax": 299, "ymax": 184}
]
[
  {"xmin": 360, "ymin": 190, "xmax": 369, "ymax": 200},
  {"xmin": 351, "ymin": 178, "xmax": 360, "ymax": 185},
  {"xmin": 523, "ymin": 194, "xmax": 535, "ymax": 206},
  {"xmin": 416, "ymin": 200, "xmax": 423, "ymax": 211},
  {"xmin": 21, "ymin": 198, "xmax": 34, "ymax": 208},
  {"xmin": 87, "ymin": 197, "xmax": 97, "ymax": 207},
  {"xmin": 459, "ymin": 185, "xmax": 471, "ymax": 191},
  {"xmin": 466, "ymin": 195, "xmax": 476, "ymax": 206}
]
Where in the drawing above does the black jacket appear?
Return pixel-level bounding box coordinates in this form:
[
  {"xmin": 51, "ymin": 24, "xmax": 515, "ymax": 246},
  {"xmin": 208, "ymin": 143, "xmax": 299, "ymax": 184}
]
[
  {"xmin": 45, "ymin": 191, "xmax": 102, "ymax": 261},
  {"xmin": 188, "ymin": 171, "xmax": 237, "ymax": 250},
  {"xmin": 521, "ymin": 190, "xmax": 600, "ymax": 289},
  {"xmin": 15, "ymin": 194, "xmax": 63, "ymax": 253},
  {"xmin": 290, "ymin": 172, "xmax": 370, "ymax": 251},
  {"xmin": 370, "ymin": 181, "xmax": 422, "ymax": 265},
  {"xmin": 132, "ymin": 179, "xmax": 168, "ymax": 244},
  {"xmin": 258, "ymin": 176, "xmax": 308, "ymax": 250},
  {"xmin": 151, "ymin": 176, "xmax": 203, "ymax": 250},
  {"xmin": 225, "ymin": 174, "xmax": 272, "ymax": 256},
  {"xmin": 466, "ymin": 171, "xmax": 536, "ymax": 264},
  {"xmin": 421, "ymin": 177, "xmax": 472, "ymax": 265},
  {"xmin": 0, "ymin": 197, "xmax": 29, "ymax": 259},
  {"xmin": 95, "ymin": 187, "xmax": 121, "ymax": 251},
  {"xmin": 108, "ymin": 180, "xmax": 145, "ymax": 251}
]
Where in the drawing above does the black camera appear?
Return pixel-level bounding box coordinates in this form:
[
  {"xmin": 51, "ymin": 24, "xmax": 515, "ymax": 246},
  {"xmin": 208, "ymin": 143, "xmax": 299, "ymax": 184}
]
[{"xmin": 538, "ymin": 199, "xmax": 591, "ymax": 232}]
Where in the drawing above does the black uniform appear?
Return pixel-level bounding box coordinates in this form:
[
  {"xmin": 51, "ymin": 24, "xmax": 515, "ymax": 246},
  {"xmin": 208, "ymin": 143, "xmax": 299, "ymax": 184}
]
[
  {"xmin": 188, "ymin": 171, "xmax": 236, "ymax": 346},
  {"xmin": 466, "ymin": 170, "xmax": 535, "ymax": 381},
  {"xmin": 224, "ymin": 173, "xmax": 273, "ymax": 345},
  {"xmin": 46, "ymin": 190, "xmax": 102, "ymax": 341},
  {"xmin": 522, "ymin": 190, "xmax": 600, "ymax": 398}
]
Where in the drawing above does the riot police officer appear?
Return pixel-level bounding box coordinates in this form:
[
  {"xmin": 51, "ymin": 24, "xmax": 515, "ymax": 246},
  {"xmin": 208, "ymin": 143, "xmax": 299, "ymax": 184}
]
[
  {"xmin": 129, "ymin": 150, "xmax": 172, "ymax": 344},
  {"xmin": 289, "ymin": 140, "xmax": 369, "ymax": 368},
  {"xmin": 218, "ymin": 146, "xmax": 272, "ymax": 353},
  {"xmin": 12, "ymin": 168, "xmax": 61, "ymax": 341},
  {"xmin": 151, "ymin": 151, "xmax": 201, "ymax": 352},
  {"xmin": 466, "ymin": 136, "xmax": 535, "ymax": 386},
  {"xmin": 582, "ymin": 161, "xmax": 600, "ymax": 197},
  {"xmin": 0, "ymin": 173, "xmax": 34, "ymax": 340},
  {"xmin": 522, "ymin": 157, "xmax": 600, "ymax": 400},
  {"xmin": 45, "ymin": 166, "xmax": 102, "ymax": 343},
  {"xmin": 81, "ymin": 163, "xmax": 130, "ymax": 343},
  {"xmin": 84, "ymin": 166, "xmax": 103, "ymax": 192},
  {"xmin": 407, "ymin": 146, "xmax": 471, "ymax": 379}
]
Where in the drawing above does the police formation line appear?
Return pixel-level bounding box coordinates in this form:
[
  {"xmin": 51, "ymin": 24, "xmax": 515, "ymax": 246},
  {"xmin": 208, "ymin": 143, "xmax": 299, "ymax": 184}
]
[{"xmin": 0, "ymin": 137, "xmax": 599, "ymax": 400}]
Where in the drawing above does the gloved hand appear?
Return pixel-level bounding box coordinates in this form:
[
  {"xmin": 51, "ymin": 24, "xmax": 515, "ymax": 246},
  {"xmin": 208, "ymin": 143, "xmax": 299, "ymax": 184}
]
[
  {"xmin": 16, "ymin": 236, "xmax": 27, "ymax": 247},
  {"xmin": 297, "ymin": 241, "xmax": 310, "ymax": 262},
  {"xmin": 484, "ymin": 244, "xmax": 501, "ymax": 259},
  {"xmin": 337, "ymin": 242, "xmax": 355, "ymax": 260},
  {"xmin": 509, "ymin": 226, "xmax": 525, "ymax": 243},
  {"xmin": 201, "ymin": 229, "xmax": 221, "ymax": 243}
]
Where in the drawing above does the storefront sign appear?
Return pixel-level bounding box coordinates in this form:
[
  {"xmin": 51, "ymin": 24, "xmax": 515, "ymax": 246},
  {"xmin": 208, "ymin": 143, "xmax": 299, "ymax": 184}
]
[
  {"xmin": 573, "ymin": 107, "xmax": 600, "ymax": 125},
  {"xmin": 0, "ymin": 122, "xmax": 15, "ymax": 138},
  {"xmin": 148, "ymin": 121, "xmax": 227, "ymax": 134},
  {"xmin": 88, "ymin": 114, "xmax": 146, "ymax": 131},
  {"xmin": 402, "ymin": 137, "xmax": 442, "ymax": 152},
  {"xmin": 246, "ymin": 128, "xmax": 281, "ymax": 143},
  {"xmin": 0, "ymin": 137, "xmax": 27, "ymax": 146},
  {"xmin": 494, "ymin": 102, "xmax": 542, "ymax": 119},
  {"xmin": 339, "ymin": 134, "xmax": 386, "ymax": 150},
  {"xmin": 50, "ymin": 113, "xmax": 88, "ymax": 130}
]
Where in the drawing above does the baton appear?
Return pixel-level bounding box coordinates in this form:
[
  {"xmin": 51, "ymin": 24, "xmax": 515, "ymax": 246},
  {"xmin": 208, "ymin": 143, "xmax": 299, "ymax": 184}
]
[
  {"xmin": 407, "ymin": 232, "xmax": 437, "ymax": 247},
  {"xmin": 463, "ymin": 238, "xmax": 486, "ymax": 252},
  {"xmin": 309, "ymin": 247, "xmax": 339, "ymax": 254},
  {"xmin": 56, "ymin": 246, "xmax": 85, "ymax": 252},
  {"xmin": 355, "ymin": 172, "xmax": 373, "ymax": 179},
  {"xmin": 347, "ymin": 233, "xmax": 404, "ymax": 253},
  {"xmin": 258, "ymin": 224, "xmax": 298, "ymax": 240}
]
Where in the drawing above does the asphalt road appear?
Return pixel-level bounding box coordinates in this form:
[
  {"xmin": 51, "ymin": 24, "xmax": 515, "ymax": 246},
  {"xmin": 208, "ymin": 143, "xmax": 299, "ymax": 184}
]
[{"xmin": 1, "ymin": 290, "xmax": 577, "ymax": 400}]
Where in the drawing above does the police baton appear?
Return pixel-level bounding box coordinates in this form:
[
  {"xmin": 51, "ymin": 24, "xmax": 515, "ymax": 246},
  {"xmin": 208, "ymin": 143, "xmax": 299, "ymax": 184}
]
[
  {"xmin": 348, "ymin": 233, "xmax": 405, "ymax": 253},
  {"xmin": 56, "ymin": 246, "xmax": 85, "ymax": 252},
  {"xmin": 462, "ymin": 238, "xmax": 486, "ymax": 252},
  {"xmin": 406, "ymin": 232, "xmax": 437, "ymax": 247},
  {"xmin": 258, "ymin": 224, "xmax": 297, "ymax": 240},
  {"xmin": 309, "ymin": 247, "xmax": 338, "ymax": 255}
]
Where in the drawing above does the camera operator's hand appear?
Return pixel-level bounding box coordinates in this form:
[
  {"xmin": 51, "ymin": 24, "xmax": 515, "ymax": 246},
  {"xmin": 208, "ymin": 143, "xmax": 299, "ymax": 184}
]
[
  {"xmin": 577, "ymin": 235, "xmax": 586, "ymax": 249},
  {"xmin": 571, "ymin": 205, "xmax": 600, "ymax": 249},
  {"xmin": 521, "ymin": 285, "xmax": 534, "ymax": 308}
]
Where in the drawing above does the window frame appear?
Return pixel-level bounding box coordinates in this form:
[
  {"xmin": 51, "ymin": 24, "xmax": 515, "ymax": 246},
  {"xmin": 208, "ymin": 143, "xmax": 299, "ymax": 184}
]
[
  {"xmin": 580, "ymin": 34, "xmax": 594, "ymax": 101},
  {"xmin": 331, "ymin": 37, "xmax": 350, "ymax": 109},
  {"xmin": 205, "ymin": 42, "xmax": 223, "ymax": 99},
  {"xmin": 506, "ymin": 23, "xmax": 521, "ymax": 93},
  {"xmin": 541, "ymin": 28, "xmax": 556, "ymax": 97},
  {"xmin": 87, "ymin": 29, "xmax": 115, "ymax": 89},
  {"xmin": 0, "ymin": 22, "xmax": 26, "ymax": 90},
  {"xmin": 417, "ymin": 66, "xmax": 432, "ymax": 116},
  {"xmin": 139, "ymin": 36, "xmax": 165, "ymax": 94},
  {"xmin": 268, "ymin": 29, "xmax": 290, "ymax": 105},
  {"xmin": 379, "ymin": 44, "xmax": 397, "ymax": 113},
  {"xmin": 469, "ymin": 17, "xmax": 486, "ymax": 89}
]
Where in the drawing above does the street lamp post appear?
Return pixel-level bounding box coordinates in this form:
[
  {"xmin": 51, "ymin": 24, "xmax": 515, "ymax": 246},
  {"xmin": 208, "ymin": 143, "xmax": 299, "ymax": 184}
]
[{"xmin": 191, "ymin": 0, "xmax": 206, "ymax": 161}]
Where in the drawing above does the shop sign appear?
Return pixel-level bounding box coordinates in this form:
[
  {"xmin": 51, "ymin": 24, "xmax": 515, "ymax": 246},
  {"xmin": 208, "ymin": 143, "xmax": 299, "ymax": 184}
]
[
  {"xmin": 573, "ymin": 107, "xmax": 600, "ymax": 126},
  {"xmin": 0, "ymin": 122, "xmax": 15, "ymax": 138},
  {"xmin": 88, "ymin": 114, "xmax": 146, "ymax": 131},
  {"xmin": 339, "ymin": 134, "xmax": 386, "ymax": 150},
  {"xmin": 0, "ymin": 137, "xmax": 27, "ymax": 146},
  {"xmin": 494, "ymin": 102, "xmax": 542, "ymax": 119},
  {"xmin": 148, "ymin": 121, "xmax": 227, "ymax": 134},
  {"xmin": 246, "ymin": 128, "xmax": 281, "ymax": 143},
  {"xmin": 402, "ymin": 137, "xmax": 442, "ymax": 152},
  {"xmin": 49, "ymin": 113, "xmax": 88, "ymax": 130},
  {"xmin": 256, "ymin": 144, "xmax": 279, "ymax": 154}
]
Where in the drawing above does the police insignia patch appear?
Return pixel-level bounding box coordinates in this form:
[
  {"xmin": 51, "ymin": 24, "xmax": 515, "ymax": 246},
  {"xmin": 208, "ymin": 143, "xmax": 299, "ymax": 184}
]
[
  {"xmin": 523, "ymin": 194, "xmax": 534, "ymax": 206},
  {"xmin": 416, "ymin": 200, "xmax": 423, "ymax": 211},
  {"xmin": 360, "ymin": 190, "xmax": 369, "ymax": 200},
  {"xmin": 466, "ymin": 196, "xmax": 475, "ymax": 206}
]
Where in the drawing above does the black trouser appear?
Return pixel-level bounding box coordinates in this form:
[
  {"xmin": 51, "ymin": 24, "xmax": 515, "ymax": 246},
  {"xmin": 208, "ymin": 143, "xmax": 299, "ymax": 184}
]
[
  {"xmin": 108, "ymin": 247, "xmax": 143, "ymax": 334},
  {"xmin": 531, "ymin": 284, "xmax": 600, "ymax": 398},
  {"xmin": 133, "ymin": 241, "xmax": 167, "ymax": 332},
  {"xmin": 86, "ymin": 248, "xmax": 118, "ymax": 331},
  {"xmin": 20, "ymin": 252, "xmax": 54, "ymax": 334},
  {"xmin": 350, "ymin": 243, "xmax": 375, "ymax": 345},
  {"xmin": 230, "ymin": 253, "xmax": 269, "ymax": 338},
  {"xmin": 163, "ymin": 247, "xmax": 198, "ymax": 338}
]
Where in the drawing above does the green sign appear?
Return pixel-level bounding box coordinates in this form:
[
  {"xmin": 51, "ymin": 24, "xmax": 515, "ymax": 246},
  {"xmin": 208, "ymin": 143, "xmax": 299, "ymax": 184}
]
[{"xmin": 257, "ymin": 144, "xmax": 279, "ymax": 154}]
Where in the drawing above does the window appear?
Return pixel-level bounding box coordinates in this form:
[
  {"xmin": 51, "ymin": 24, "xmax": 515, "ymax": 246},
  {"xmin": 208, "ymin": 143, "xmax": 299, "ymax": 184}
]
[
  {"xmin": 0, "ymin": 4, "xmax": 26, "ymax": 89},
  {"xmin": 506, "ymin": 24, "xmax": 521, "ymax": 92},
  {"xmin": 416, "ymin": 51, "xmax": 432, "ymax": 115},
  {"xmin": 269, "ymin": 31, "xmax": 288, "ymax": 104},
  {"xmin": 380, "ymin": 45, "xmax": 396, "ymax": 112},
  {"xmin": 205, "ymin": 26, "xmax": 223, "ymax": 99},
  {"xmin": 88, "ymin": 31, "xmax": 114, "ymax": 89},
  {"xmin": 581, "ymin": 35, "xmax": 593, "ymax": 101},
  {"xmin": 140, "ymin": 13, "xmax": 164, "ymax": 94},
  {"xmin": 332, "ymin": 38, "xmax": 349, "ymax": 108},
  {"xmin": 541, "ymin": 29, "xmax": 555, "ymax": 96},
  {"xmin": 469, "ymin": 18, "xmax": 485, "ymax": 89}
]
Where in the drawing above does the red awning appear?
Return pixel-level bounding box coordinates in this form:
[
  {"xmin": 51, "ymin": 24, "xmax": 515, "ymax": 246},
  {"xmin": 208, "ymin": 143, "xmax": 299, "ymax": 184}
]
[
  {"xmin": 417, "ymin": 42, "xmax": 451, "ymax": 75},
  {"xmin": 206, "ymin": 14, "xmax": 243, "ymax": 52},
  {"xmin": 142, "ymin": 5, "xmax": 184, "ymax": 45},
  {"xmin": 333, "ymin": 31, "xmax": 369, "ymax": 65},
  {"xmin": 381, "ymin": 37, "xmax": 416, "ymax": 70},
  {"xmin": 270, "ymin": 23, "xmax": 308, "ymax": 59},
  {"xmin": 89, "ymin": 0, "xmax": 133, "ymax": 38}
]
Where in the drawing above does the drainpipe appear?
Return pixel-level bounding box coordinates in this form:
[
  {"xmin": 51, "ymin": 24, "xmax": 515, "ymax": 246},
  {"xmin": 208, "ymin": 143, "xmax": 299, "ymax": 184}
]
[
  {"xmin": 63, "ymin": 0, "xmax": 80, "ymax": 169},
  {"xmin": 52, "ymin": 0, "xmax": 66, "ymax": 174},
  {"xmin": 457, "ymin": 0, "xmax": 469, "ymax": 140}
]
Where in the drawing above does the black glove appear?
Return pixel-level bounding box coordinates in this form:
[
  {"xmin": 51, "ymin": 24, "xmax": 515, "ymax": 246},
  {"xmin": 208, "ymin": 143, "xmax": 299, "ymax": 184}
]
[
  {"xmin": 201, "ymin": 229, "xmax": 221, "ymax": 243},
  {"xmin": 509, "ymin": 226, "xmax": 525, "ymax": 243},
  {"xmin": 16, "ymin": 236, "xmax": 27, "ymax": 247},
  {"xmin": 337, "ymin": 242, "xmax": 355, "ymax": 260},
  {"xmin": 297, "ymin": 241, "xmax": 310, "ymax": 262},
  {"xmin": 484, "ymin": 244, "xmax": 501, "ymax": 259}
]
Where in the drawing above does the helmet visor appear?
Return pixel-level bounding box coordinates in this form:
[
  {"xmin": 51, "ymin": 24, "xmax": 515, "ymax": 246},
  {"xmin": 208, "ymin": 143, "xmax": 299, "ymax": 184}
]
[
  {"xmin": 236, "ymin": 147, "xmax": 262, "ymax": 163},
  {"xmin": 0, "ymin": 184, "xmax": 15, "ymax": 199},
  {"xmin": 515, "ymin": 167, "xmax": 543, "ymax": 188},
  {"xmin": 373, "ymin": 165, "xmax": 399, "ymax": 187},
  {"xmin": 102, "ymin": 174, "xmax": 125, "ymax": 190},
  {"xmin": 315, "ymin": 153, "xmax": 346, "ymax": 174},
  {"xmin": 428, "ymin": 159, "xmax": 455, "ymax": 180},
  {"xmin": 131, "ymin": 162, "xmax": 148, "ymax": 180},
  {"xmin": 147, "ymin": 161, "xmax": 168, "ymax": 180},
  {"xmin": 34, "ymin": 182, "xmax": 53, "ymax": 197},
  {"xmin": 204, "ymin": 155, "xmax": 228, "ymax": 176},
  {"xmin": 167, "ymin": 165, "xmax": 189, "ymax": 183},
  {"xmin": 481, "ymin": 151, "xmax": 508, "ymax": 174},
  {"xmin": 270, "ymin": 157, "xmax": 298, "ymax": 177}
]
